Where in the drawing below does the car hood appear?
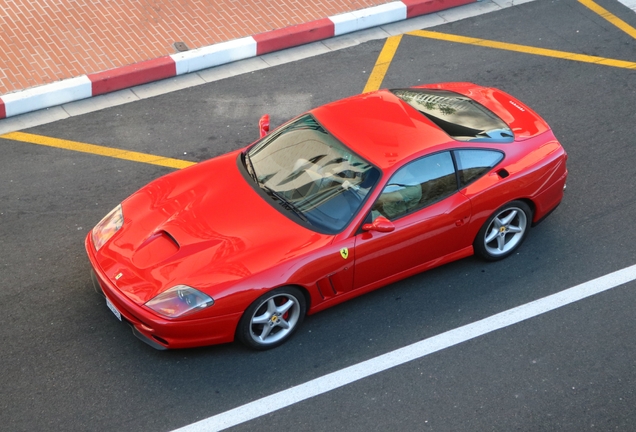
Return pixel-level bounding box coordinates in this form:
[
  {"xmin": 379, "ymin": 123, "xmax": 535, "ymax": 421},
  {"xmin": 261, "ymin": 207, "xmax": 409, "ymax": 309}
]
[{"xmin": 96, "ymin": 150, "xmax": 331, "ymax": 304}]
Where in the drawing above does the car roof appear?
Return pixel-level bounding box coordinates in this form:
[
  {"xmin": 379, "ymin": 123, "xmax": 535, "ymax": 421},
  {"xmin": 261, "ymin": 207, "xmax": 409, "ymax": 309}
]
[{"xmin": 311, "ymin": 89, "xmax": 455, "ymax": 171}]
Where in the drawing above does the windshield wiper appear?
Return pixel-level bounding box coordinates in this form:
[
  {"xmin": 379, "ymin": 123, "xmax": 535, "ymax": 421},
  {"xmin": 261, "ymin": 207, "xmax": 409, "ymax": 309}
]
[
  {"xmin": 245, "ymin": 151, "xmax": 310, "ymax": 224},
  {"xmin": 243, "ymin": 151, "xmax": 258, "ymax": 183},
  {"xmin": 260, "ymin": 184, "xmax": 311, "ymax": 224}
]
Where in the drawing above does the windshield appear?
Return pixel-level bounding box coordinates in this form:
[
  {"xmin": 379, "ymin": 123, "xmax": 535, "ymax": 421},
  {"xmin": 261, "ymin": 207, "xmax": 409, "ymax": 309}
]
[{"xmin": 247, "ymin": 115, "xmax": 380, "ymax": 233}]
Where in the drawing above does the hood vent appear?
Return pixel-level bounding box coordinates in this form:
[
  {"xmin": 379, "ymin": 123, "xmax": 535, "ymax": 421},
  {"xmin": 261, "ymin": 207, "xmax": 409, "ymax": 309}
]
[{"xmin": 132, "ymin": 231, "xmax": 181, "ymax": 268}]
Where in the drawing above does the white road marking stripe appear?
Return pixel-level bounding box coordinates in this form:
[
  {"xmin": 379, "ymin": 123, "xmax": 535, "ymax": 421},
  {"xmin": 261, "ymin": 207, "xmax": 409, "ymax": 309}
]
[
  {"xmin": 617, "ymin": 0, "xmax": 636, "ymax": 12},
  {"xmin": 172, "ymin": 263, "xmax": 636, "ymax": 432}
]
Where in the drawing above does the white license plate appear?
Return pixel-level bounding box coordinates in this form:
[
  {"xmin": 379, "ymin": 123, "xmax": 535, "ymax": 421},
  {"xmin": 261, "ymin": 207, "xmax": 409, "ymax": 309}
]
[{"xmin": 106, "ymin": 297, "xmax": 122, "ymax": 321}]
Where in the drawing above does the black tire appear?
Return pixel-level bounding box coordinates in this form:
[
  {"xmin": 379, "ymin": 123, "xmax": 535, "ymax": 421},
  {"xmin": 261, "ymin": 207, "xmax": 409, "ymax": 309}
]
[
  {"xmin": 236, "ymin": 286, "xmax": 306, "ymax": 350},
  {"xmin": 474, "ymin": 200, "xmax": 532, "ymax": 261}
]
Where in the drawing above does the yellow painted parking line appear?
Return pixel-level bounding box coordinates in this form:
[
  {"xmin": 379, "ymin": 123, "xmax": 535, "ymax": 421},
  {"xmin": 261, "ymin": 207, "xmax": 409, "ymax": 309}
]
[
  {"xmin": 579, "ymin": 0, "xmax": 636, "ymax": 39},
  {"xmin": 363, "ymin": 35, "xmax": 403, "ymax": 93},
  {"xmin": 408, "ymin": 30, "xmax": 636, "ymax": 70},
  {"xmin": 0, "ymin": 132, "xmax": 195, "ymax": 169}
]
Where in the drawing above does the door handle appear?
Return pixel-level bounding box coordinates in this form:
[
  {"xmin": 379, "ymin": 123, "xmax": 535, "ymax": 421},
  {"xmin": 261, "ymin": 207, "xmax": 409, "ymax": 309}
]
[{"xmin": 455, "ymin": 216, "xmax": 469, "ymax": 227}]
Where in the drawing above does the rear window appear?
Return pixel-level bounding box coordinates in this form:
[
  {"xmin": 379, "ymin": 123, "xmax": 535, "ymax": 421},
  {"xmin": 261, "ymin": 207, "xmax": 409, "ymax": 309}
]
[{"xmin": 392, "ymin": 89, "xmax": 514, "ymax": 143}]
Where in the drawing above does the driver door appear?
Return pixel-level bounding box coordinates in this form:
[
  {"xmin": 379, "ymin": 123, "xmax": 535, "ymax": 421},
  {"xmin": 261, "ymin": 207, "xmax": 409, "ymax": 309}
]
[{"xmin": 353, "ymin": 151, "xmax": 472, "ymax": 289}]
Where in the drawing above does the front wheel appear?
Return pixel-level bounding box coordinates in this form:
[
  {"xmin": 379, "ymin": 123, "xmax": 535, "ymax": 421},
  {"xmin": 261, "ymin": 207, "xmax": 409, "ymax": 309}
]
[
  {"xmin": 236, "ymin": 287, "xmax": 306, "ymax": 350},
  {"xmin": 474, "ymin": 200, "xmax": 532, "ymax": 261}
]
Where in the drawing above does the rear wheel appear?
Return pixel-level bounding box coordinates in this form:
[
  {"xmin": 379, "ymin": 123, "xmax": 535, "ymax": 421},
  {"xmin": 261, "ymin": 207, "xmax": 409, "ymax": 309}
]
[
  {"xmin": 237, "ymin": 287, "xmax": 306, "ymax": 350},
  {"xmin": 474, "ymin": 200, "xmax": 532, "ymax": 261}
]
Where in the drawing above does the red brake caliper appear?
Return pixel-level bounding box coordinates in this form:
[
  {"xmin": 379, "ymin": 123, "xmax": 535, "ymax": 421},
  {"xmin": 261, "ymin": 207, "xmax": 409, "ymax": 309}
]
[{"xmin": 281, "ymin": 297, "xmax": 290, "ymax": 320}]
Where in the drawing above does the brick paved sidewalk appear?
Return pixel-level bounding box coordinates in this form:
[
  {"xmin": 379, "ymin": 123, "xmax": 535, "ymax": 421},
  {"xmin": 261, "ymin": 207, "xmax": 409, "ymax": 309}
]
[{"xmin": 0, "ymin": 0, "xmax": 397, "ymax": 96}]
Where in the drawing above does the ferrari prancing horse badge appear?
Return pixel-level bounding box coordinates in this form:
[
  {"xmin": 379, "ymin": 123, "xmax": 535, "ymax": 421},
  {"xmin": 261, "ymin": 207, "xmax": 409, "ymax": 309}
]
[{"xmin": 340, "ymin": 247, "xmax": 349, "ymax": 259}]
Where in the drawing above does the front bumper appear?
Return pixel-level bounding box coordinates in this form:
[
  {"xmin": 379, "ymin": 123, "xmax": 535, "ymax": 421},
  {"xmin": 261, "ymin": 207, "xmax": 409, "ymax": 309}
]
[{"xmin": 85, "ymin": 234, "xmax": 242, "ymax": 349}]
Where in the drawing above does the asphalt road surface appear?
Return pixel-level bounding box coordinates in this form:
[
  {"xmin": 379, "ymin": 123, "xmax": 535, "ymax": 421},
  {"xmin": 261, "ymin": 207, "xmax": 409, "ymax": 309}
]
[{"xmin": 1, "ymin": 0, "xmax": 636, "ymax": 430}]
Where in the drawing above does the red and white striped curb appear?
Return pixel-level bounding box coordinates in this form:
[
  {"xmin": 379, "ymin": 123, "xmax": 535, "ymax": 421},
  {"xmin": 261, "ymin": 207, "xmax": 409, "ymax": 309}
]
[{"xmin": 0, "ymin": 0, "xmax": 473, "ymax": 120}]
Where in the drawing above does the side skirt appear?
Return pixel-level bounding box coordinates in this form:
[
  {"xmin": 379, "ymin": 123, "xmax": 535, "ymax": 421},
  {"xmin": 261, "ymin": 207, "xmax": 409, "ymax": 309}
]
[{"xmin": 308, "ymin": 245, "xmax": 474, "ymax": 315}]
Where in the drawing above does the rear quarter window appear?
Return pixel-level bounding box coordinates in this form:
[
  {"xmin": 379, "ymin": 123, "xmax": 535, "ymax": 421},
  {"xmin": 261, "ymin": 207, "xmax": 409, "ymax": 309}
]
[{"xmin": 454, "ymin": 149, "xmax": 504, "ymax": 187}]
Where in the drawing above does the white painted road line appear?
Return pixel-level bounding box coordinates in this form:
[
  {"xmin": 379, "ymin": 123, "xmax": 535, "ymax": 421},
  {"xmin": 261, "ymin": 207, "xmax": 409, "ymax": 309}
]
[
  {"xmin": 172, "ymin": 263, "xmax": 636, "ymax": 432},
  {"xmin": 617, "ymin": 0, "xmax": 636, "ymax": 12}
]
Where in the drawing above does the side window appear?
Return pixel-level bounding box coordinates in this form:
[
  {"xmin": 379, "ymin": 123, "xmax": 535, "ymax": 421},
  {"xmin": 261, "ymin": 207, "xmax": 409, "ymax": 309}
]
[
  {"xmin": 454, "ymin": 149, "xmax": 504, "ymax": 187},
  {"xmin": 372, "ymin": 152, "xmax": 457, "ymax": 220}
]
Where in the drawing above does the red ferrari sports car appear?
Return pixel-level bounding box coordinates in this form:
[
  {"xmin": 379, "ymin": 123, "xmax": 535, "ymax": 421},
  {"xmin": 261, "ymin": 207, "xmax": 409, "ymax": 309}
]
[{"xmin": 86, "ymin": 82, "xmax": 567, "ymax": 350}]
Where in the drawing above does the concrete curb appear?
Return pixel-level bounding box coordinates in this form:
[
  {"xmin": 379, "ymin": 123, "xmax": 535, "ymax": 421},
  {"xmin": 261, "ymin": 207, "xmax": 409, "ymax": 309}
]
[{"xmin": 0, "ymin": 0, "xmax": 474, "ymax": 120}]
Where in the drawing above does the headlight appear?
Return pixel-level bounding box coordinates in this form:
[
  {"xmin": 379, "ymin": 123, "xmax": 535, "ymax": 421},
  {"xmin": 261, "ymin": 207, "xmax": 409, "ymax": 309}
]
[
  {"xmin": 91, "ymin": 204, "xmax": 124, "ymax": 251},
  {"xmin": 145, "ymin": 285, "xmax": 215, "ymax": 318}
]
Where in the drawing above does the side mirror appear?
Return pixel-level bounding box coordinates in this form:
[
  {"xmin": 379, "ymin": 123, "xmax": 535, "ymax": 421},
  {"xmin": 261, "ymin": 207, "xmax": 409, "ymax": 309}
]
[
  {"xmin": 362, "ymin": 216, "xmax": 395, "ymax": 233},
  {"xmin": 259, "ymin": 114, "xmax": 270, "ymax": 138}
]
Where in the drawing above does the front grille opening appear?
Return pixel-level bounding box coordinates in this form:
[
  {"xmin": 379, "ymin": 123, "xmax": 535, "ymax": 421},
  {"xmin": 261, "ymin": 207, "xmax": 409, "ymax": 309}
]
[{"xmin": 152, "ymin": 335, "xmax": 169, "ymax": 346}]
